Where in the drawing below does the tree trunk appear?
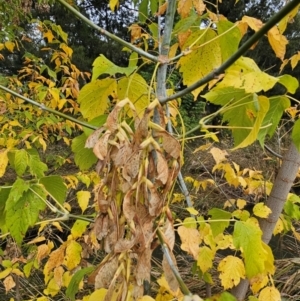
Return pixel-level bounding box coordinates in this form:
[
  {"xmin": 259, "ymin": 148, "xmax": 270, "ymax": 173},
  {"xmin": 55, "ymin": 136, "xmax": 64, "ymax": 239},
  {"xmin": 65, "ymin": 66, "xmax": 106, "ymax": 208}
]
[{"xmin": 232, "ymin": 142, "xmax": 300, "ymax": 301}]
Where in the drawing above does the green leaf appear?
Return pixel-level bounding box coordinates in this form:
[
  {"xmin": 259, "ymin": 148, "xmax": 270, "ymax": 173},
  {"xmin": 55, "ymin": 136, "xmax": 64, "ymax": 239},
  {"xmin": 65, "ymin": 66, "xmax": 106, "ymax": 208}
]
[
  {"xmin": 78, "ymin": 78, "xmax": 117, "ymax": 121},
  {"xmin": 72, "ymin": 133, "xmax": 97, "ymax": 170},
  {"xmin": 278, "ymin": 74, "xmax": 299, "ymax": 94},
  {"xmin": 83, "ymin": 114, "xmax": 107, "ymax": 136},
  {"xmin": 258, "ymin": 95, "xmax": 290, "ymax": 145},
  {"xmin": 233, "ymin": 220, "xmax": 267, "ymax": 278},
  {"xmin": 217, "ymin": 20, "xmax": 242, "ymax": 61},
  {"xmin": 206, "ymin": 292, "xmax": 237, "ymax": 301},
  {"xmin": 0, "ymin": 187, "xmax": 11, "ymax": 231},
  {"xmin": 14, "ymin": 149, "xmax": 28, "ymax": 176},
  {"xmin": 5, "ymin": 183, "xmax": 46, "ymax": 244},
  {"xmin": 233, "ymin": 95, "xmax": 269, "ymax": 149},
  {"xmin": 117, "ymin": 73, "xmax": 149, "ymax": 116},
  {"xmin": 28, "ymin": 153, "xmax": 48, "ymax": 178},
  {"xmin": 208, "ymin": 208, "xmax": 231, "ymax": 237},
  {"xmin": 39, "ymin": 175, "xmax": 67, "ymax": 205},
  {"xmin": 92, "ymin": 55, "xmax": 136, "ymax": 81},
  {"xmin": 204, "ymin": 87, "xmax": 267, "ymax": 147},
  {"xmin": 216, "ymin": 57, "xmax": 278, "ymax": 93},
  {"xmin": 65, "ymin": 267, "xmax": 94, "ymax": 301},
  {"xmin": 139, "ymin": 0, "xmax": 148, "ymax": 23},
  {"xmin": 292, "ymin": 119, "xmax": 300, "ymax": 152},
  {"xmin": 178, "ymin": 29, "xmax": 222, "ymax": 99},
  {"xmin": 173, "ymin": 13, "xmax": 199, "ymax": 34}
]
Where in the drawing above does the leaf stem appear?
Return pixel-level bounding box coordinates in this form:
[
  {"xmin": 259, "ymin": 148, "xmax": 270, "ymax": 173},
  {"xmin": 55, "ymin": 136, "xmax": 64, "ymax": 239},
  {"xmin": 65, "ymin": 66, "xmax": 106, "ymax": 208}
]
[
  {"xmin": 160, "ymin": 0, "xmax": 300, "ymax": 103},
  {"xmin": 0, "ymin": 84, "xmax": 97, "ymax": 130},
  {"xmin": 156, "ymin": 228, "xmax": 192, "ymax": 296}
]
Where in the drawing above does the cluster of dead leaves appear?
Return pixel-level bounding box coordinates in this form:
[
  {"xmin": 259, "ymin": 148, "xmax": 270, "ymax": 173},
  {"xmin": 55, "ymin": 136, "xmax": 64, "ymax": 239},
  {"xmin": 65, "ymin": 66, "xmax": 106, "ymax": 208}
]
[{"xmin": 85, "ymin": 98, "xmax": 181, "ymax": 300}]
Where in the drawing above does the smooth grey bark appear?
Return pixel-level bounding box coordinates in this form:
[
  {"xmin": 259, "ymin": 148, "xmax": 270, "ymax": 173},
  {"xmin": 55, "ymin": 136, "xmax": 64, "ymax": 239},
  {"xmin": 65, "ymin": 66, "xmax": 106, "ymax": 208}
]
[{"xmin": 232, "ymin": 142, "xmax": 300, "ymax": 301}]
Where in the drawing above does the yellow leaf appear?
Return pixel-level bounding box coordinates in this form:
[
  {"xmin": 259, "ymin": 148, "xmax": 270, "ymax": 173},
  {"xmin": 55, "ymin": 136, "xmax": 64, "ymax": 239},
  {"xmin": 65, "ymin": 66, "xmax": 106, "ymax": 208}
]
[
  {"xmin": 258, "ymin": 286, "xmax": 281, "ymax": 301},
  {"xmin": 44, "ymin": 244, "xmax": 66, "ymax": 275},
  {"xmin": 43, "ymin": 30, "xmax": 55, "ymax": 43},
  {"xmin": 44, "ymin": 277, "xmax": 60, "ymax": 297},
  {"xmin": 290, "ymin": 51, "xmax": 300, "ymax": 69},
  {"xmin": 63, "ymin": 240, "xmax": 82, "ymax": 270},
  {"xmin": 60, "ymin": 43, "xmax": 73, "ymax": 57},
  {"xmin": 253, "ymin": 202, "xmax": 272, "ymax": 218},
  {"xmin": 186, "ymin": 207, "xmax": 199, "ymax": 215},
  {"xmin": 0, "ymin": 268, "xmax": 12, "ymax": 279},
  {"xmin": 218, "ymin": 255, "xmax": 245, "ymax": 289},
  {"xmin": 109, "ymin": 0, "xmax": 119, "ymax": 11},
  {"xmin": 37, "ymin": 244, "xmax": 51, "ymax": 264},
  {"xmin": 236, "ymin": 199, "xmax": 247, "ymax": 209},
  {"xmin": 278, "ymin": 4, "xmax": 300, "ymax": 34},
  {"xmin": 273, "ymin": 217, "xmax": 284, "ymax": 235},
  {"xmin": 241, "ymin": 16, "xmax": 263, "ymax": 32},
  {"xmin": 76, "ymin": 190, "xmax": 90, "ymax": 213},
  {"xmin": 9, "ymin": 120, "xmax": 22, "ymax": 127},
  {"xmin": 71, "ymin": 220, "xmax": 89, "ymax": 239},
  {"xmin": 0, "ymin": 149, "xmax": 9, "ymax": 177},
  {"xmin": 250, "ymin": 274, "xmax": 269, "ymax": 294},
  {"xmin": 138, "ymin": 296, "xmax": 156, "ymax": 301},
  {"xmin": 0, "ymin": 43, "xmax": 4, "ymax": 50},
  {"xmin": 4, "ymin": 41, "xmax": 15, "ymax": 52},
  {"xmin": 178, "ymin": 226, "xmax": 201, "ymax": 259},
  {"xmin": 267, "ymin": 26, "xmax": 288, "ymax": 61},
  {"xmin": 217, "ymin": 57, "xmax": 278, "ymax": 93},
  {"xmin": 88, "ymin": 288, "xmax": 107, "ymax": 301},
  {"xmin": 209, "ymin": 147, "xmax": 228, "ymax": 164},
  {"xmin": 197, "ymin": 246, "xmax": 214, "ymax": 273}
]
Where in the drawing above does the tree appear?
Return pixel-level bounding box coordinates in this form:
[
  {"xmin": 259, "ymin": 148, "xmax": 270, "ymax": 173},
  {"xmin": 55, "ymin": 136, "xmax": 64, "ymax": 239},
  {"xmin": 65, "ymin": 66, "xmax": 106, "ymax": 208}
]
[{"xmin": 0, "ymin": 0, "xmax": 300, "ymax": 300}]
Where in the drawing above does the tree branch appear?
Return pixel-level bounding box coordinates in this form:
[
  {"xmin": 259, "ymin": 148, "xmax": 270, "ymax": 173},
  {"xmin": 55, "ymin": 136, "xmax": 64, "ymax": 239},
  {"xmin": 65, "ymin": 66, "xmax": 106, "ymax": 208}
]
[
  {"xmin": 0, "ymin": 84, "xmax": 97, "ymax": 130},
  {"xmin": 160, "ymin": 0, "xmax": 300, "ymax": 103},
  {"xmin": 56, "ymin": 0, "xmax": 160, "ymax": 63}
]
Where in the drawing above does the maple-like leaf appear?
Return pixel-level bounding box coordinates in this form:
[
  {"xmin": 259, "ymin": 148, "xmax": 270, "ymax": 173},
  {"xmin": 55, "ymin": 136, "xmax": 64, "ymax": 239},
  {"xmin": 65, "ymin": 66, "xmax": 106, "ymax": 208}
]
[
  {"xmin": 258, "ymin": 286, "xmax": 281, "ymax": 301},
  {"xmin": 233, "ymin": 220, "xmax": 268, "ymax": 278},
  {"xmin": 3, "ymin": 275, "xmax": 15, "ymax": 293},
  {"xmin": 5, "ymin": 182, "xmax": 45, "ymax": 244},
  {"xmin": 178, "ymin": 226, "xmax": 201, "ymax": 259},
  {"xmin": 78, "ymin": 78, "xmax": 117, "ymax": 121},
  {"xmin": 71, "ymin": 220, "xmax": 90, "ymax": 239},
  {"xmin": 216, "ymin": 57, "xmax": 278, "ymax": 93},
  {"xmin": 197, "ymin": 246, "xmax": 214, "ymax": 273},
  {"xmin": 253, "ymin": 202, "xmax": 272, "ymax": 218},
  {"xmin": 209, "ymin": 147, "xmax": 228, "ymax": 164},
  {"xmin": 267, "ymin": 26, "xmax": 288, "ymax": 61},
  {"xmin": 218, "ymin": 255, "xmax": 246, "ymax": 289},
  {"xmin": 63, "ymin": 240, "xmax": 82, "ymax": 270},
  {"xmin": 0, "ymin": 149, "xmax": 8, "ymax": 177},
  {"xmin": 208, "ymin": 208, "xmax": 231, "ymax": 237},
  {"xmin": 178, "ymin": 29, "xmax": 222, "ymax": 99}
]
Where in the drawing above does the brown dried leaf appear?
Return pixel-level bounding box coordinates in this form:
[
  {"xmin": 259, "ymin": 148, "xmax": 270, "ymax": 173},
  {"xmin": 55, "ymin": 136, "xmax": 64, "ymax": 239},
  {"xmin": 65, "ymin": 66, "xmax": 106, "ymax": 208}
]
[
  {"xmin": 85, "ymin": 127, "xmax": 106, "ymax": 148},
  {"xmin": 111, "ymin": 141, "xmax": 132, "ymax": 167},
  {"xmin": 177, "ymin": 226, "xmax": 201, "ymax": 259},
  {"xmin": 163, "ymin": 218, "xmax": 175, "ymax": 250},
  {"xmin": 178, "ymin": 0, "xmax": 193, "ymax": 18},
  {"xmin": 193, "ymin": 0, "xmax": 206, "ymax": 15},
  {"xmin": 148, "ymin": 186, "xmax": 163, "ymax": 216},
  {"xmin": 104, "ymin": 218, "xmax": 119, "ymax": 253},
  {"xmin": 114, "ymin": 236, "xmax": 136, "ymax": 253},
  {"xmin": 209, "ymin": 147, "xmax": 228, "ymax": 164},
  {"xmin": 123, "ymin": 189, "xmax": 136, "ymax": 221},
  {"xmin": 54, "ymin": 266, "xmax": 64, "ymax": 287},
  {"xmin": 160, "ymin": 131, "xmax": 181, "ymax": 159},
  {"xmin": 156, "ymin": 152, "xmax": 169, "ymax": 184},
  {"xmin": 123, "ymin": 151, "xmax": 141, "ymax": 182},
  {"xmin": 95, "ymin": 256, "xmax": 118, "ymax": 289},
  {"xmin": 162, "ymin": 252, "xmax": 179, "ymax": 292},
  {"xmin": 37, "ymin": 244, "xmax": 50, "ymax": 264},
  {"xmin": 44, "ymin": 244, "xmax": 66, "ymax": 275},
  {"xmin": 94, "ymin": 215, "xmax": 109, "ymax": 240},
  {"xmin": 93, "ymin": 132, "xmax": 111, "ymax": 160},
  {"xmin": 3, "ymin": 275, "xmax": 15, "ymax": 293},
  {"xmin": 136, "ymin": 248, "xmax": 153, "ymax": 286}
]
